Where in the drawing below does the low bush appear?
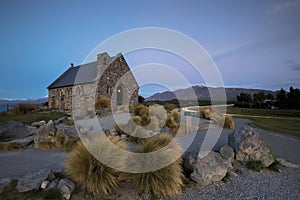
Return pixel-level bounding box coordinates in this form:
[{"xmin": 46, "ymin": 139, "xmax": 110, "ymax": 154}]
[
  {"xmin": 200, "ymin": 108, "xmax": 212, "ymax": 119},
  {"xmin": 128, "ymin": 134, "xmax": 183, "ymax": 198},
  {"xmin": 223, "ymin": 115, "xmax": 235, "ymax": 129},
  {"xmin": 95, "ymin": 96, "xmax": 111, "ymax": 110},
  {"xmin": 10, "ymin": 103, "xmax": 38, "ymax": 115},
  {"xmin": 246, "ymin": 160, "xmax": 264, "ymax": 172},
  {"xmin": 64, "ymin": 137, "xmax": 127, "ymax": 197},
  {"xmin": 268, "ymin": 160, "xmax": 282, "ymax": 172},
  {"xmin": 163, "ymin": 103, "xmax": 177, "ymax": 112}
]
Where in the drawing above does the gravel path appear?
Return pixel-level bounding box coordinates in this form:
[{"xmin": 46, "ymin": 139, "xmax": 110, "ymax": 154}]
[{"xmin": 166, "ymin": 167, "xmax": 300, "ymax": 200}]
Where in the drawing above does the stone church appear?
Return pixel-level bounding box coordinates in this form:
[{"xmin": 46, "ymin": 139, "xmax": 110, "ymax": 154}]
[{"xmin": 47, "ymin": 52, "xmax": 139, "ymax": 111}]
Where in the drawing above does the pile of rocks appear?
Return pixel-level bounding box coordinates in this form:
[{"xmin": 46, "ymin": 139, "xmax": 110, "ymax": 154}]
[
  {"xmin": 1, "ymin": 170, "xmax": 75, "ymax": 200},
  {"xmin": 0, "ymin": 117, "xmax": 79, "ymax": 151},
  {"xmin": 182, "ymin": 127, "xmax": 277, "ymax": 186}
]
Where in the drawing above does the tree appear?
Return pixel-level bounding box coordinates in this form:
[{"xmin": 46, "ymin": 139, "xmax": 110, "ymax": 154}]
[
  {"xmin": 236, "ymin": 93, "xmax": 252, "ymax": 108},
  {"xmin": 287, "ymin": 86, "xmax": 300, "ymax": 108},
  {"xmin": 266, "ymin": 93, "xmax": 274, "ymax": 100},
  {"xmin": 275, "ymin": 88, "xmax": 287, "ymax": 109},
  {"xmin": 138, "ymin": 95, "xmax": 145, "ymax": 104},
  {"xmin": 253, "ymin": 91, "xmax": 266, "ymax": 109}
]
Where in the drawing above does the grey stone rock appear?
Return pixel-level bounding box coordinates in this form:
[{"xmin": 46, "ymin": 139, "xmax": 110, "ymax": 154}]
[
  {"xmin": 220, "ymin": 144, "xmax": 235, "ymax": 163},
  {"xmin": 16, "ymin": 169, "xmax": 51, "ymax": 192},
  {"xmin": 183, "ymin": 151, "xmax": 232, "ymax": 186},
  {"xmin": 31, "ymin": 120, "xmax": 46, "ymax": 128},
  {"xmin": 54, "ymin": 116, "xmax": 68, "ymax": 125},
  {"xmin": 228, "ymin": 127, "xmax": 275, "ymax": 167},
  {"xmin": 34, "ymin": 120, "xmax": 57, "ymax": 144},
  {"xmin": 0, "ymin": 121, "xmax": 31, "ymax": 142},
  {"xmin": 58, "ymin": 178, "xmax": 75, "ymax": 200},
  {"xmin": 40, "ymin": 180, "xmax": 50, "ymax": 189},
  {"xmin": 45, "ymin": 179, "xmax": 59, "ymax": 191},
  {"xmin": 8, "ymin": 136, "xmax": 34, "ymax": 147}
]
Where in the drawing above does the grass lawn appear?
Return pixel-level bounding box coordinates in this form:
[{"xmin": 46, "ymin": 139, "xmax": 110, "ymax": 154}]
[
  {"xmin": 0, "ymin": 112, "xmax": 68, "ymax": 125},
  {"xmin": 226, "ymin": 107, "xmax": 300, "ymax": 137}
]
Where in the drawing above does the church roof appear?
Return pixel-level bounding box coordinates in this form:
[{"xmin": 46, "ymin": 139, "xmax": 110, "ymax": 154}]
[{"xmin": 47, "ymin": 53, "xmax": 120, "ymax": 89}]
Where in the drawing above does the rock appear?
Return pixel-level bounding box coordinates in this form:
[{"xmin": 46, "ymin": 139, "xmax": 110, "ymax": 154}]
[
  {"xmin": 0, "ymin": 121, "xmax": 32, "ymax": 142},
  {"xmin": 47, "ymin": 172, "xmax": 56, "ymax": 181},
  {"xmin": 228, "ymin": 127, "xmax": 275, "ymax": 167},
  {"xmin": 31, "ymin": 120, "xmax": 46, "ymax": 128},
  {"xmin": 220, "ymin": 144, "xmax": 235, "ymax": 163},
  {"xmin": 183, "ymin": 151, "xmax": 232, "ymax": 186},
  {"xmin": 58, "ymin": 178, "xmax": 75, "ymax": 200},
  {"xmin": 9, "ymin": 136, "xmax": 34, "ymax": 148},
  {"xmin": 56, "ymin": 125, "xmax": 78, "ymax": 138},
  {"xmin": 54, "ymin": 116, "xmax": 68, "ymax": 125},
  {"xmin": 40, "ymin": 180, "xmax": 50, "ymax": 189},
  {"xmin": 16, "ymin": 169, "xmax": 51, "ymax": 192},
  {"xmin": 34, "ymin": 120, "xmax": 57, "ymax": 145},
  {"xmin": 45, "ymin": 179, "xmax": 59, "ymax": 191}
]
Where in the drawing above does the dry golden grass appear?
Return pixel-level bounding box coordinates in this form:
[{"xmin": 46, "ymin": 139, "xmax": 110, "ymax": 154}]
[
  {"xmin": 95, "ymin": 95, "xmax": 111, "ymax": 110},
  {"xmin": 224, "ymin": 115, "xmax": 235, "ymax": 129},
  {"xmin": 64, "ymin": 137, "xmax": 127, "ymax": 197},
  {"xmin": 128, "ymin": 134, "xmax": 183, "ymax": 198}
]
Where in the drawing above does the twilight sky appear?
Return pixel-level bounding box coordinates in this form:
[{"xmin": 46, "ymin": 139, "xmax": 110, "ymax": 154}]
[{"xmin": 0, "ymin": 0, "xmax": 299, "ymax": 99}]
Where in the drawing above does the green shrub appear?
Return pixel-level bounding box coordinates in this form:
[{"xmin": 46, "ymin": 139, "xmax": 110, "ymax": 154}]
[
  {"xmin": 95, "ymin": 95, "xmax": 111, "ymax": 110},
  {"xmin": 268, "ymin": 160, "xmax": 282, "ymax": 172},
  {"xmin": 10, "ymin": 103, "xmax": 38, "ymax": 115},
  {"xmin": 128, "ymin": 134, "xmax": 183, "ymax": 198},
  {"xmin": 65, "ymin": 137, "xmax": 127, "ymax": 197},
  {"xmin": 246, "ymin": 160, "xmax": 264, "ymax": 172}
]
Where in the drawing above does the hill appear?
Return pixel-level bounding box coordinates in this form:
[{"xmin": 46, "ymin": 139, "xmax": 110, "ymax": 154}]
[{"xmin": 146, "ymin": 85, "xmax": 276, "ymax": 102}]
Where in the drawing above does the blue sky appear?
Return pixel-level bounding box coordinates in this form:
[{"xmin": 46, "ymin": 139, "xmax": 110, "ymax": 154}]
[{"xmin": 0, "ymin": 0, "xmax": 299, "ymax": 98}]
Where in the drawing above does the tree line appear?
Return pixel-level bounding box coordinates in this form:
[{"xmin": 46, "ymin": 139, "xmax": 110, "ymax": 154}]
[{"xmin": 236, "ymin": 86, "xmax": 300, "ymax": 109}]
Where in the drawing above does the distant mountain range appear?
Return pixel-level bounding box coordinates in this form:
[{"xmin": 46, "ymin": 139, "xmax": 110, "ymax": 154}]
[
  {"xmin": 146, "ymin": 85, "xmax": 277, "ymax": 101},
  {"xmin": 0, "ymin": 97, "xmax": 48, "ymax": 105}
]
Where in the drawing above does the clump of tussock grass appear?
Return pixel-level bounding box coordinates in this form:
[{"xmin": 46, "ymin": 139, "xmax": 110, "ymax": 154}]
[
  {"xmin": 64, "ymin": 137, "xmax": 127, "ymax": 197},
  {"xmin": 95, "ymin": 95, "xmax": 111, "ymax": 110},
  {"xmin": 128, "ymin": 134, "xmax": 183, "ymax": 198}
]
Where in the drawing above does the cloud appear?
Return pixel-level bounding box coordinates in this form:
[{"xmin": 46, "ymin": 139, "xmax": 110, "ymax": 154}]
[
  {"xmin": 289, "ymin": 63, "xmax": 300, "ymax": 71},
  {"xmin": 273, "ymin": 0, "xmax": 300, "ymax": 12},
  {"xmin": 283, "ymin": 60, "xmax": 300, "ymax": 71}
]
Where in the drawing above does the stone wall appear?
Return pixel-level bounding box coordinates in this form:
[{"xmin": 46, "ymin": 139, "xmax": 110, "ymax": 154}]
[
  {"xmin": 96, "ymin": 55, "xmax": 139, "ymax": 107},
  {"xmin": 48, "ymin": 86, "xmax": 73, "ymax": 110}
]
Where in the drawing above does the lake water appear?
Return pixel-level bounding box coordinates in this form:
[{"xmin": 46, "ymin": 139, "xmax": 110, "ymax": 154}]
[{"xmin": 0, "ymin": 105, "xmax": 13, "ymax": 112}]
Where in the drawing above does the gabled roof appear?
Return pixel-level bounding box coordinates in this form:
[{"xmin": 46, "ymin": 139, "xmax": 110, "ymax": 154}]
[{"xmin": 48, "ymin": 53, "xmax": 120, "ymax": 89}]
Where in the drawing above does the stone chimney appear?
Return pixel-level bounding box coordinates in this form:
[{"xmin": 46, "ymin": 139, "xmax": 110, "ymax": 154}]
[
  {"xmin": 70, "ymin": 63, "xmax": 74, "ymax": 67},
  {"xmin": 97, "ymin": 52, "xmax": 110, "ymax": 75}
]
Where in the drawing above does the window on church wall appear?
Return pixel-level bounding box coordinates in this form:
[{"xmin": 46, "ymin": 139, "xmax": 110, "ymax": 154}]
[{"xmin": 107, "ymin": 86, "xmax": 112, "ymax": 95}]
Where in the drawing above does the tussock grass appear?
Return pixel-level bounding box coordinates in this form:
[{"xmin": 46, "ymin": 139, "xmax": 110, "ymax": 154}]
[
  {"xmin": 64, "ymin": 137, "xmax": 127, "ymax": 197},
  {"xmin": 95, "ymin": 95, "xmax": 111, "ymax": 110},
  {"xmin": 128, "ymin": 134, "xmax": 183, "ymax": 198}
]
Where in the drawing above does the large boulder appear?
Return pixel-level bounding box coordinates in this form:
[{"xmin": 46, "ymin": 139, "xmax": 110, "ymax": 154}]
[
  {"xmin": 183, "ymin": 151, "xmax": 232, "ymax": 186},
  {"xmin": 58, "ymin": 178, "xmax": 75, "ymax": 200},
  {"xmin": 219, "ymin": 144, "xmax": 235, "ymax": 163},
  {"xmin": 228, "ymin": 127, "xmax": 275, "ymax": 167},
  {"xmin": 31, "ymin": 120, "xmax": 46, "ymax": 128},
  {"xmin": 34, "ymin": 120, "xmax": 57, "ymax": 145},
  {"xmin": 0, "ymin": 121, "xmax": 32, "ymax": 142}
]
